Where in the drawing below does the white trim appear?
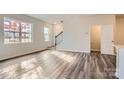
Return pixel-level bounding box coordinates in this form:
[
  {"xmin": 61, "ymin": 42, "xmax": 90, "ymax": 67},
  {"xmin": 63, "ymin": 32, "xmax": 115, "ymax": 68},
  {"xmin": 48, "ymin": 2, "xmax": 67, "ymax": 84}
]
[
  {"xmin": 91, "ymin": 49, "xmax": 100, "ymax": 52},
  {"xmin": 56, "ymin": 48, "xmax": 90, "ymax": 53},
  {"xmin": 0, "ymin": 48, "xmax": 47, "ymax": 61}
]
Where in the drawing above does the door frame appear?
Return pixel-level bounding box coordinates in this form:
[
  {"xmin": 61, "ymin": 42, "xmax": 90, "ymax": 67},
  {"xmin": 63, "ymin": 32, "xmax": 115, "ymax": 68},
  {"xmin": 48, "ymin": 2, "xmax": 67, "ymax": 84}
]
[
  {"xmin": 89, "ymin": 24, "xmax": 114, "ymax": 55},
  {"xmin": 90, "ymin": 25, "xmax": 101, "ymax": 53}
]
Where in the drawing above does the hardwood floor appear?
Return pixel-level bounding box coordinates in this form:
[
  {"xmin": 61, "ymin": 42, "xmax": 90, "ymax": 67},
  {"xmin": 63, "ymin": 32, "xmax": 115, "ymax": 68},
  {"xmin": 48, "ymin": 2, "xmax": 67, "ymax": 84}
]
[{"xmin": 0, "ymin": 50, "xmax": 116, "ymax": 79}]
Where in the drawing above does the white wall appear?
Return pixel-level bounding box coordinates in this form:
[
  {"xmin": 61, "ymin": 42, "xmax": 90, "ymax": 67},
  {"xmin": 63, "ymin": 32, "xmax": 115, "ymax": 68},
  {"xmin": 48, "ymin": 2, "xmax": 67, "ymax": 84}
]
[
  {"xmin": 53, "ymin": 23, "xmax": 63, "ymax": 36},
  {"xmin": 116, "ymin": 16, "xmax": 124, "ymax": 45},
  {"xmin": 91, "ymin": 26, "xmax": 101, "ymax": 51},
  {"xmin": 0, "ymin": 14, "xmax": 53, "ymax": 60},
  {"xmin": 56, "ymin": 15, "xmax": 116, "ymax": 53}
]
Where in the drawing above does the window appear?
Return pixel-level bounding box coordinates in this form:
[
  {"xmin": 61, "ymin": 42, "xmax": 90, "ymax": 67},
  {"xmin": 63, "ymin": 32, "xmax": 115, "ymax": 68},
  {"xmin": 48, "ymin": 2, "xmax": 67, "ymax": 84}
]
[
  {"xmin": 44, "ymin": 27, "xmax": 50, "ymax": 42},
  {"xmin": 4, "ymin": 17, "xmax": 32, "ymax": 44}
]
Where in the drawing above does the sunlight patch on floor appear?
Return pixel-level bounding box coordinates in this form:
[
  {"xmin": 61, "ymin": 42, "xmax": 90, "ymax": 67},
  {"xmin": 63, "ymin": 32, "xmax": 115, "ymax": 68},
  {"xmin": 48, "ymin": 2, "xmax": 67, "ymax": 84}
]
[
  {"xmin": 0, "ymin": 58, "xmax": 38, "ymax": 78},
  {"xmin": 18, "ymin": 66, "xmax": 45, "ymax": 79},
  {"xmin": 21, "ymin": 58, "xmax": 37, "ymax": 69},
  {"xmin": 51, "ymin": 51, "xmax": 75, "ymax": 62}
]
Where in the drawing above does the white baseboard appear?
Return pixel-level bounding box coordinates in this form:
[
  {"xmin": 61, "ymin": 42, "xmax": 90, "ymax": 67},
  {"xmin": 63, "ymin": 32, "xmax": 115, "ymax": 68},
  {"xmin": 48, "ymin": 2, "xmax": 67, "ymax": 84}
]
[
  {"xmin": 91, "ymin": 49, "xmax": 100, "ymax": 52},
  {"xmin": 56, "ymin": 48, "xmax": 90, "ymax": 53},
  {"xmin": 0, "ymin": 48, "xmax": 47, "ymax": 61}
]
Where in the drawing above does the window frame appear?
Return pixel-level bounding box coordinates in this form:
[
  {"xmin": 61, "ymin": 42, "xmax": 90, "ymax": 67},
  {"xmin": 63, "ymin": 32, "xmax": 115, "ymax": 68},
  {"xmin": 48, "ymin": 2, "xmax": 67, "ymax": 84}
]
[
  {"xmin": 44, "ymin": 27, "xmax": 50, "ymax": 42},
  {"xmin": 4, "ymin": 17, "xmax": 33, "ymax": 44}
]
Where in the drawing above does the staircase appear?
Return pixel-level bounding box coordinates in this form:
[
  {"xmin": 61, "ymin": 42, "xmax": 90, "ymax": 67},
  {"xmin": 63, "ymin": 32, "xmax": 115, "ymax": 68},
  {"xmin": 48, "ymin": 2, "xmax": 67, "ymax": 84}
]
[
  {"xmin": 55, "ymin": 31, "xmax": 63, "ymax": 49},
  {"xmin": 46, "ymin": 31, "xmax": 63, "ymax": 50}
]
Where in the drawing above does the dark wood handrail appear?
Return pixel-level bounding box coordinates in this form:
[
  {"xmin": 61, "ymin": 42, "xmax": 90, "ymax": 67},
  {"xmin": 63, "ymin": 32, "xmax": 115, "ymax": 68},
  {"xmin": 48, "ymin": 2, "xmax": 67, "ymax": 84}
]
[
  {"xmin": 55, "ymin": 31, "xmax": 63, "ymax": 47},
  {"xmin": 55, "ymin": 31, "xmax": 63, "ymax": 38}
]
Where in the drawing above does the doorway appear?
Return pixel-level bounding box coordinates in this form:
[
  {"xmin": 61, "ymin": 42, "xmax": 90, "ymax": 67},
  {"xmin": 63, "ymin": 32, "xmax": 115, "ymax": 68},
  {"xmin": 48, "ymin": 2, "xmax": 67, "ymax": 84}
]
[{"xmin": 90, "ymin": 25, "xmax": 101, "ymax": 53}]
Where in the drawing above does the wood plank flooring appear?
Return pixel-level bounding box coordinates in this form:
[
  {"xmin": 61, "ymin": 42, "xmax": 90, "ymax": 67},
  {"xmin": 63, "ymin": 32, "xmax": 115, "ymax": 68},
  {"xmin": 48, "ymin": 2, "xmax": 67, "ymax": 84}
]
[{"xmin": 0, "ymin": 50, "xmax": 116, "ymax": 79}]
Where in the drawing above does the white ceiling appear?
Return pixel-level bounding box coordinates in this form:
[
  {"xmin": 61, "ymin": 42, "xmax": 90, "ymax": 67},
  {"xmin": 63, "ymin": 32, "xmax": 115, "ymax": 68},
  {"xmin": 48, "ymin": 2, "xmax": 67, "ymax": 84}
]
[
  {"xmin": 27, "ymin": 14, "xmax": 95, "ymax": 24},
  {"xmin": 28, "ymin": 14, "xmax": 65, "ymax": 24},
  {"xmin": 27, "ymin": 14, "xmax": 124, "ymax": 24}
]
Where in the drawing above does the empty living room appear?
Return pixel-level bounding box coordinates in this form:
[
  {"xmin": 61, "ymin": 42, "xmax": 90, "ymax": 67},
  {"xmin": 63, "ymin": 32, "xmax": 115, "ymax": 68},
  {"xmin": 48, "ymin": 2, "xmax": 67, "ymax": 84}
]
[
  {"xmin": 0, "ymin": 14, "xmax": 124, "ymax": 79},
  {"xmin": 1, "ymin": 1, "xmax": 124, "ymax": 93}
]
